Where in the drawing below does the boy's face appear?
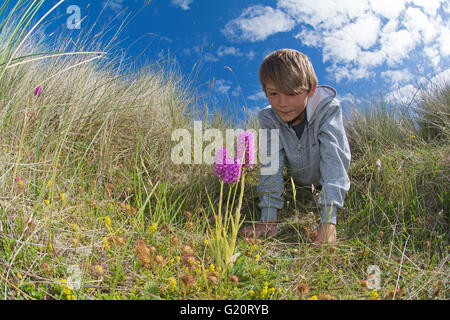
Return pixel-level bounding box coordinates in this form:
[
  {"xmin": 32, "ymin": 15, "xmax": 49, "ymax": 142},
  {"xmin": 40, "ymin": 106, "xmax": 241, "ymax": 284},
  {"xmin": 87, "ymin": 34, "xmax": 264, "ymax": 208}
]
[{"xmin": 265, "ymin": 81, "xmax": 316, "ymax": 125}]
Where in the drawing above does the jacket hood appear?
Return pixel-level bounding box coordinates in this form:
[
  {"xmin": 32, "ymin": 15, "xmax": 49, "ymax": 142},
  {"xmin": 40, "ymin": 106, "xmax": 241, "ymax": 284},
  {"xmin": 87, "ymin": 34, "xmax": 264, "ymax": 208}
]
[{"xmin": 305, "ymin": 85, "xmax": 336, "ymax": 123}]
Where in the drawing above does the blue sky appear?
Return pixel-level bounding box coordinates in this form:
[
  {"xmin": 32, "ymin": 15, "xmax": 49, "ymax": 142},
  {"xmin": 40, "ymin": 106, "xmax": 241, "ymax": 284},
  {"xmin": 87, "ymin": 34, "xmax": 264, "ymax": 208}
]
[{"xmin": 11, "ymin": 0, "xmax": 450, "ymax": 120}]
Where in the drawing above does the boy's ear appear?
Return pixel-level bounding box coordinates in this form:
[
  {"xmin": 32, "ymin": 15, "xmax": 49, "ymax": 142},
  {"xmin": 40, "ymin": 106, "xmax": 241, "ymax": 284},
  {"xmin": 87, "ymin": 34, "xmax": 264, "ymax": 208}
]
[{"xmin": 308, "ymin": 82, "xmax": 317, "ymax": 97}]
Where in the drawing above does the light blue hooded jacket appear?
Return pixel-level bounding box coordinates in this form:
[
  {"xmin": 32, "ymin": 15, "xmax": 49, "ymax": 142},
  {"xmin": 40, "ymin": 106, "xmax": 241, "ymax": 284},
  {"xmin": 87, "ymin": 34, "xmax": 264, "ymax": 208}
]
[{"xmin": 257, "ymin": 85, "xmax": 351, "ymax": 225}]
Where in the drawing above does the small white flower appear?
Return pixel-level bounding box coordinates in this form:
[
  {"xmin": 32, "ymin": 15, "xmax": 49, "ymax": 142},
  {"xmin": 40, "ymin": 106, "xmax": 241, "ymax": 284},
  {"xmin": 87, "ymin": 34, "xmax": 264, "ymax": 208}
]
[{"xmin": 376, "ymin": 159, "xmax": 382, "ymax": 171}]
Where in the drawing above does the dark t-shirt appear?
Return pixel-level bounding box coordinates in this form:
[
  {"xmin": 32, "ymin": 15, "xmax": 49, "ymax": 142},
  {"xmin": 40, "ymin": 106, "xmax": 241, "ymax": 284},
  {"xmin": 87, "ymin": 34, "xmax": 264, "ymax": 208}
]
[{"xmin": 290, "ymin": 109, "xmax": 307, "ymax": 140}]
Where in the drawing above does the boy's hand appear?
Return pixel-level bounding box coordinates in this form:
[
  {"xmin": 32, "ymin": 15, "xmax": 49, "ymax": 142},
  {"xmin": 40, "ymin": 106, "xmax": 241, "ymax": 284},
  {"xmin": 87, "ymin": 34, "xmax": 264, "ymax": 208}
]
[{"xmin": 313, "ymin": 223, "xmax": 336, "ymax": 245}]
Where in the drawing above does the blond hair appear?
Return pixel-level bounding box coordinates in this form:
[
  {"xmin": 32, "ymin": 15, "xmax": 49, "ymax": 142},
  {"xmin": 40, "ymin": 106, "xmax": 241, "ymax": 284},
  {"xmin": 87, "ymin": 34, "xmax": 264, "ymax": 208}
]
[{"xmin": 259, "ymin": 49, "xmax": 317, "ymax": 95}]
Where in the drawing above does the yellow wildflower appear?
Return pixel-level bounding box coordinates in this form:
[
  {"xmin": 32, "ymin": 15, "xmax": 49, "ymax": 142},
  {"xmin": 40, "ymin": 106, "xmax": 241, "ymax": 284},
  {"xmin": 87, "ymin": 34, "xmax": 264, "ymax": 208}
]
[
  {"xmin": 249, "ymin": 289, "xmax": 255, "ymax": 296},
  {"xmin": 148, "ymin": 223, "xmax": 157, "ymax": 234},
  {"xmin": 260, "ymin": 282, "xmax": 269, "ymax": 298},
  {"xmin": 255, "ymin": 254, "xmax": 260, "ymax": 262},
  {"xmin": 308, "ymin": 295, "xmax": 318, "ymax": 300},
  {"xmin": 209, "ymin": 264, "xmax": 215, "ymax": 272},
  {"xmin": 102, "ymin": 237, "xmax": 110, "ymax": 250},
  {"xmin": 60, "ymin": 279, "xmax": 75, "ymax": 300},
  {"xmin": 63, "ymin": 286, "xmax": 71, "ymax": 295},
  {"xmin": 44, "ymin": 199, "xmax": 50, "ymax": 206},
  {"xmin": 47, "ymin": 180, "xmax": 52, "ymax": 188},
  {"xmin": 323, "ymin": 268, "xmax": 329, "ymax": 275},
  {"xmin": 260, "ymin": 287, "xmax": 268, "ymax": 298},
  {"xmin": 168, "ymin": 276, "xmax": 177, "ymax": 292},
  {"xmin": 369, "ymin": 289, "xmax": 379, "ymax": 300},
  {"xmin": 61, "ymin": 193, "xmax": 66, "ymax": 202}
]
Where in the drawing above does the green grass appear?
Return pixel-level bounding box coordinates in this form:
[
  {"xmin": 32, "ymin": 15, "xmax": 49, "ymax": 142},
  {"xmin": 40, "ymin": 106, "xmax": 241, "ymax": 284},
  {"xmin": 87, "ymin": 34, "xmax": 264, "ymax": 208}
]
[{"xmin": 0, "ymin": 0, "xmax": 448, "ymax": 300}]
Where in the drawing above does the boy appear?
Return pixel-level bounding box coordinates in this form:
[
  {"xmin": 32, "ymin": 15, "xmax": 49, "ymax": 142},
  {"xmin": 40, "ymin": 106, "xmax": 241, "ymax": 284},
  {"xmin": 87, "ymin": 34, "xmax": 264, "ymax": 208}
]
[{"xmin": 242, "ymin": 49, "xmax": 351, "ymax": 244}]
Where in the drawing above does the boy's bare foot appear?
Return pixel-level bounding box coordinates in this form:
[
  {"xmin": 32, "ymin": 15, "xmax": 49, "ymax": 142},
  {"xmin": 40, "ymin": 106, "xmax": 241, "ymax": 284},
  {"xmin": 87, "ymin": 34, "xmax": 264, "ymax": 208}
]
[{"xmin": 241, "ymin": 222, "xmax": 279, "ymax": 239}]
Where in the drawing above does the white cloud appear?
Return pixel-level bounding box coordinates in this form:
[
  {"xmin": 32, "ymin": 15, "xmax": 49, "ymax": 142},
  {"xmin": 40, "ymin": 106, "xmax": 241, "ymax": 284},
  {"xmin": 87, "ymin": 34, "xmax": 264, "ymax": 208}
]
[
  {"xmin": 212, "ymin": 79, "xmax": 232, "ymax": 95},
  {"xmin": 273, "ymin": 0, "xmax": 449, "ymax": 82},
  {"xmin": 247, "ymin": 50, "xmax": 256, "ymax": 60},
  {"xmin": 408, "ymin": 0, "xmax": 443, "ymax": 16},
  {"xmin": 429, "ymin": 68, "xmax": 450, "ymax": 87},
  {"xmin": 231, "ymin": 86, "xmax": 243, "ymax": 98},
  {"xmin": 379, "ymin": 29, "xmax": 417, "ymax": 66},
  {"xmin": 216, "ymin": 46, "xmax": 256, "ymax": 61},
  {"xmin": 332, "ymin": 65, "xmax": 373, "ymax": 82},
  {"xmin": 217, "ymin": 46, "xmax": 243, "ymax": 57},
  {"xmin": 437, "ymin": 25, "xmax": 450, "ymax": 57},
  {"xmin": 278, "ymin": 0, "xmax": 370, "ymax": 30},
  {"xmin": 171, "ymin": 0, "xmax": 194, "ymax": 10},
  {"xmin": 102, "ymin": 0, "xmax": 124, "ymax": 14},
  {"xmin": 386, "ymin": 84, "xmax": 419, "ymax": 105},
  {"xmin": 381, "ymin": 69, "xmax": 414, "ymax": 84},
  {"xmin": 183, "ymin": 45, "xmax": 218, "ymax": 62},
  {"xmin": 203, "ymin": 52, "xmax": 218, "ymax": 62},
  {"xmin": 294, "ymin": 28, "xmax": 323, "ymax": 47},
  {"xmin": 403, "ymin": 7, "xmax": 440, "ymax": 44},
  {"xmin": 222, "ymin": 5, "xmax": 295, "ymax": 42},
  {"xmin": 321, "ymin": 15, "xmax": 381, "ymax": 64},
  {"xmin": 424, "ymin": 45, "xmax": 441, "ymax": 66},
  {"xmin": 386, "ymin": 68, "xmax": 450, "ymax": 104},
  {"xmin": 382, "ymin": 19, "xmax": 399, "ymax": 34},
  {"xmin": 367, "ymin": 0, "xmax": 406, "ymax": 19},
  {"xmin": 248, "ymin": 91, "xmax": 267, "ymax": 101},
  {"xmin": 222, "ymin": 0, "xmax": 449, "ymax": 84},
  {"xmin": 445, "ymin": 2, "xmax": 450, "ymax": 14},
  {"xmin": 357, "ymin": 50, "xmax": 386, "ymax": 69},
  {"xmin": 339, "ymin": 93, "xmax": 356, "ymax": 105}
]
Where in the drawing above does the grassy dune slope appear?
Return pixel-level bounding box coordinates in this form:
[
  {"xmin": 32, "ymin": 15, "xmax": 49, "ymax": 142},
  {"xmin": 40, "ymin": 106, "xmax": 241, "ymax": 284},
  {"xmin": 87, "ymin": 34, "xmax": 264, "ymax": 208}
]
[{"xmin": 0, "ymin": 1, "xmax": 448, "ymax": 300}]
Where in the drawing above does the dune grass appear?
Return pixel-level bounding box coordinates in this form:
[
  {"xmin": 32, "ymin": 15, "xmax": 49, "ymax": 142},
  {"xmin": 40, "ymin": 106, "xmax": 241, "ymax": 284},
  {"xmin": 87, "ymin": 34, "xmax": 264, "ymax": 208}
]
[{"xmin": 0, "ymin": 1, "xmax": 448, "ymax": 300}]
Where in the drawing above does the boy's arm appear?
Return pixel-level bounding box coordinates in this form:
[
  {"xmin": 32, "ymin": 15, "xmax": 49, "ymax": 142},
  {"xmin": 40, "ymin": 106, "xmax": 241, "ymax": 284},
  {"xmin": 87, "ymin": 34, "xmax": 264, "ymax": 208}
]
[
  {"xmin": 317, "ymin": 101, "xmax": 351, "ymax": 225},
  {"xmin": 257, "ymin": 110, "xmax": 285, "ymax": 221}
]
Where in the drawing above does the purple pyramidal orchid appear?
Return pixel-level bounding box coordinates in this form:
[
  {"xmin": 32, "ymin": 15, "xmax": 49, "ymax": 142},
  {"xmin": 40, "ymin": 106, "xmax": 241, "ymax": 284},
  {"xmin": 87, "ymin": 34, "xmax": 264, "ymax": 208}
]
[
  {"xmin": 34, "ymin": 86, "xmax": 42, "ymax": 98},
  {"xmin": 214, "ymin": 147, "xmax": 241, "ymax": 185},
  {"xmin": 237, "ymin": 131, "xmax": 256, "ymax": 170}
]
